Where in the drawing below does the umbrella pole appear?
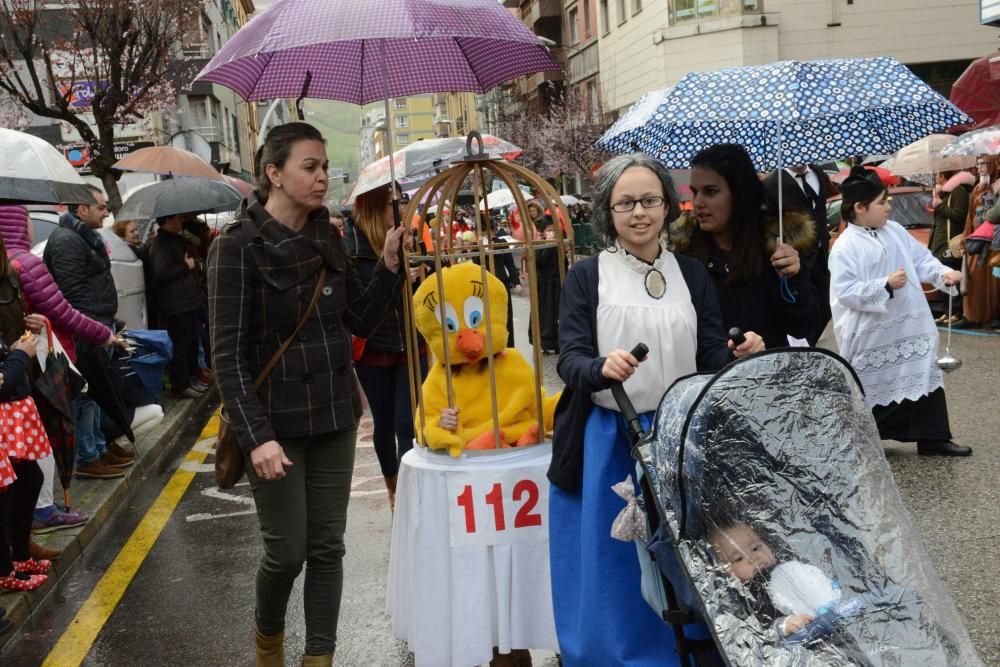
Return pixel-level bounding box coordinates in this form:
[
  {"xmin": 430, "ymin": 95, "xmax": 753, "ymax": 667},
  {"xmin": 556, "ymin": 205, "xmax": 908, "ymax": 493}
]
[
  {"xmin": 379, "ymin": 39, "xmax": 402, "ymax": 230},
  {"xmin": 64, "ymin": 488, "xmax": 71, "ymax": 511},
  {"xmin": 777, "ymin": 121, "xmax": 784, "ymax": 244}
]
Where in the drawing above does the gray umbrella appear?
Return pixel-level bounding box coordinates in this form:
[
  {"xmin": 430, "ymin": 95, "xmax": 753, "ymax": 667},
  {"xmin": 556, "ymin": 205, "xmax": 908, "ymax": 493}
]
[{"xmin": 117, "ymin": 178, "xmax": 242, "ymax": 220}]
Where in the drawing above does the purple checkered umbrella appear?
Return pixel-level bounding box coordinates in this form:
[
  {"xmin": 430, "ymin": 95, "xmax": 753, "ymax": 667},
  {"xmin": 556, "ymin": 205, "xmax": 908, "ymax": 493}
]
[
  {"xmin": 194, "ymin": 0, "xmax": 558, "ymax": 223},
  {"xmin": 193, "ymin": 0, "xmax": 559, "ymax": 105}
]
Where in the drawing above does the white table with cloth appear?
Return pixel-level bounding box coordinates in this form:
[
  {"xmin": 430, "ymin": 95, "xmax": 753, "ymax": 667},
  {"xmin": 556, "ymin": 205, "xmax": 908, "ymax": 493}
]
[{"xmin": 387, "ymin": 443, "xmax": 559, "ymax": 667}]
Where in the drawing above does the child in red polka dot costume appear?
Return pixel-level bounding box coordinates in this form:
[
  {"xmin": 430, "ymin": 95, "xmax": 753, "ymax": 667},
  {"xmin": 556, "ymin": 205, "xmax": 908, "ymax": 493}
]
[{"xmin": 0, "ymin": 331, "xmax": 53, "ymax": 591}]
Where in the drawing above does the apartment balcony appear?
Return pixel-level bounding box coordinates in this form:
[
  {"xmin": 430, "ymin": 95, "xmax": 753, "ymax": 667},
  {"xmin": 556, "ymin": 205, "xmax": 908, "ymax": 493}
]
[
  {"xmin": 190, "ymin": 124, "xmax": 223, "ymax": 143},
  {"xmin": 522, "ymin": 0, "xmax": 560, "ymax": 27},
  {"xmin": 567, "ymin": 41, "xmax": 599, "ymax": 84},
  {"xmin": 182, "ymin": 42, "xmax": 213, "ymax": 59},
  {"xmin": 520, "ymin": 68, "xmax": 564, "ymax": 95}
]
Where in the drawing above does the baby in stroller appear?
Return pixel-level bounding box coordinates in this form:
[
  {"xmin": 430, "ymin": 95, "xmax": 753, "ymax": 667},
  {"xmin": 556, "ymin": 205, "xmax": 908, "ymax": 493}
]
[
  {"xmin": 706, "ymin": 515, "xmax": 927, "ymax": 659},
  {"xmin": 631, "ymin": 348, "xmax": 982, "ymax": 667}
]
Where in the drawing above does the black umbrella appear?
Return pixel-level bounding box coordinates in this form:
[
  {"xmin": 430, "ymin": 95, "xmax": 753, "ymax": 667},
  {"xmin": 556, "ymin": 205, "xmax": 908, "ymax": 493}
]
[
  {"xmin": 31, "ymin": 321, "xmax": 87, "ymax": 508},
  {"xmin": 117, "ymin": 178, "xmax": 242, "ymax": 220},
  {"xmin": 73, "ymin": 340, "xmax": 135, "ymax": 444}
]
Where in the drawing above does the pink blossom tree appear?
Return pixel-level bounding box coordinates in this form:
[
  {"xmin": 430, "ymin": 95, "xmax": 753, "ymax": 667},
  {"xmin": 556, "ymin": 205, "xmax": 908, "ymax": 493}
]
[
  {"xmin": 501, "ymin": 87, "xmax": 612, "ymax": 193},
  {"xmin": 0, "ymin": 0, "xmax": 200, "ymax": 210}
]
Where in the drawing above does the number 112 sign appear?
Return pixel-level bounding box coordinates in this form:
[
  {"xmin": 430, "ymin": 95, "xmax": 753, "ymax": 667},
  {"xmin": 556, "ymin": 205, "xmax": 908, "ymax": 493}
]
[{"xmin": 446, "ymin": 466, "xmax": 549, "ymax": 548}]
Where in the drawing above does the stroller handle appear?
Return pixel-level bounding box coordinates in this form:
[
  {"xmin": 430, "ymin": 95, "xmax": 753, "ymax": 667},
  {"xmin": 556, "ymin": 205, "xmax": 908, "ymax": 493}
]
[{"xmin": 610, "ymin": 343, "xmax": 649, "ymax": 446}]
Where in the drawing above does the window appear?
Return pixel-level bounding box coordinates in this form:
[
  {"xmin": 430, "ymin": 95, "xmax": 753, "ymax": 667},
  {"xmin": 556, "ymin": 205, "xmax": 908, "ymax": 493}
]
[
  {"xmin": 394, "ymin": 99, "xmax": 408, "ymax": 110},
  {"xmin": 583, "ymin": 0, "xmax": 592, "ymax": 36},
  {"xmin": 599, "ymin": 0, "xmax": 610, "ymax": 34},
  {"xmin": 568, "ymin": 7, "xmax": 580, "ymax": 44},
  {"xmin": 586, "ymin": 80, "xmax": 600, "ymax": 123},
  {"xmin": 669, "ymin": 0, "xmax": 761, "ymax": 24},
  {"xmin": 395, "ymin": 115, "xmax": 408, "ymax": 128},
  {"xmin": 396, "ymin": 133, "xmax": 410, "ymax": 146},
  {"xmin": 616, "ymin": 0, "xmax": 626, "ymax": 25}
]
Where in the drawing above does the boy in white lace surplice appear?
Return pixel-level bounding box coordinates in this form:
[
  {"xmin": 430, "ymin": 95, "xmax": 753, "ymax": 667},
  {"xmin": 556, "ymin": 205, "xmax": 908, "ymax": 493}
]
[{"xmin": 829, "ymin": 167, "xmax": 965, "ymax": 455}]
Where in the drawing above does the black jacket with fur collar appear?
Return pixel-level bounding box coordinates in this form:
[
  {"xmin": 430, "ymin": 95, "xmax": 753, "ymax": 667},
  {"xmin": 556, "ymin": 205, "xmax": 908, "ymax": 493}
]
[{"xmin": 669, "ymin": 211, "xmax": 820, "ymax": 349}]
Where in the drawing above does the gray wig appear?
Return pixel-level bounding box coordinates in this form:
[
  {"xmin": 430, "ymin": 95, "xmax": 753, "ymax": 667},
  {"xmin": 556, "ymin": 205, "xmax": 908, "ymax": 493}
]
[{"xmin": 591, "ymin": 153, "xmax": 681, "ymax": 245}]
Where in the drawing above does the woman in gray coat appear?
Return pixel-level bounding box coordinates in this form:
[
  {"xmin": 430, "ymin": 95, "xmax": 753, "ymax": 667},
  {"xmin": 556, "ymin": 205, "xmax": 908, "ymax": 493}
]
[{"xmin": 208, "ymin": 123, "xmax": 405, "ymax": 667}]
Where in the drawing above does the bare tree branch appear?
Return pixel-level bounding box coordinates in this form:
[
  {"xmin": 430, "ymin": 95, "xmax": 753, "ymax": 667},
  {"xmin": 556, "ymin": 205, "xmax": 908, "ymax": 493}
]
[{"xmin": 0, "ymin": 0, "xmax": 200, "ymax": 210}]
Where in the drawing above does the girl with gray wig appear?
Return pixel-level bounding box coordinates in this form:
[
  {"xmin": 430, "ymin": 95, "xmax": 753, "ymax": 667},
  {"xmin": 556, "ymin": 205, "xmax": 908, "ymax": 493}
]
[
  {"xmin": 591, "ymin": 153, "xmax": 681, "ymax": 246},
  {"xmin": 548, "ymin": 152, "xmax": 763, "ymax": 665}
]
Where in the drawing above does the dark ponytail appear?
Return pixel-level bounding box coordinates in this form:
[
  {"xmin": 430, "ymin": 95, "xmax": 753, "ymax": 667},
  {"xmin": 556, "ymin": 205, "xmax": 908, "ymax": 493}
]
[{"xmin": 255, "ymin": 122, "xmax": 325, "ymax": 204}]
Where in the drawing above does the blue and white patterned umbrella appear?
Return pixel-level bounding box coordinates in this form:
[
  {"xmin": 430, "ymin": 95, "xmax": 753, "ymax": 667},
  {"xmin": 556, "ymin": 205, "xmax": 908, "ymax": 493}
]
[
  {"xmin": 597, "ymin": 57, "xmax": 972, "ymax": 172},
  {"xmin": 595, "ymin": 87, "xmax": 673, "ymax": 154}
]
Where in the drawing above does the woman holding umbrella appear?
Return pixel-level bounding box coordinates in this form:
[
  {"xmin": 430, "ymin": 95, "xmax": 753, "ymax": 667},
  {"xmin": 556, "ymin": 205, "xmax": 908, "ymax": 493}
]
[
  {"xmin": 208, "ymin": 122, "xmax": 406, "ymax": 667},
  {"xmin": 671, "ymin": 144, "xmax": 820, "ymax": 348}
]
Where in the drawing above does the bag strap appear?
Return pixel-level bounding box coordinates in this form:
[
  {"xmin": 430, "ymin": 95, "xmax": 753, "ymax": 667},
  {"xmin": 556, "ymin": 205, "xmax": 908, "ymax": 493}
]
[{"xmin": 252, "ymin": 266, "xmax": 327, "ymax": 390}]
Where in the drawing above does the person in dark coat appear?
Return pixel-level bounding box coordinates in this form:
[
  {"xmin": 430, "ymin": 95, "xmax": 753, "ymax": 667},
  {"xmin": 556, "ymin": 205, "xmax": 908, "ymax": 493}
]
[
  {"xmin": 148, "ymin": 214, "xmax": 206, "ymax": 398},
  {"xmin": 528, "ymin": 221, "xmax": 563, "ymax": 353},
  {"xmin": 678, "ymin": 146, "xmax": 820, "ymax": 350},
  {"xmin": 763, "ymin": 164, "xmax": 832, "ymax": 343},
  {"xmin": 208, "ymin": 122, "xmax": 405, "ymax": 666},
  {"xmin": 43, "ymin": 186, "xmax": 132, "ymax": 479},
  {"xmin": 928, "ymin": 170, "xmax": 975, "ymax": 324},
  {"xmin": 469, "ymin": 221, "xmax": 519, "ymax": 348},
  {"xmin": 344, "ymin": 183, "xmax": 426, "ymax": 511},
  {"xmin": 43, "ymin": 186, "xmax": 117, "ymax": 327}
]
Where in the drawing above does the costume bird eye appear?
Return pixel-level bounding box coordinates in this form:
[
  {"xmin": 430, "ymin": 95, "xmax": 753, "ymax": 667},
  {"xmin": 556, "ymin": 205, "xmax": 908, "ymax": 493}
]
[
  {"xmin": 463, "ymin": 296, "xmax": 484, "ymax": 329},
  {"xmin": 434, "ymin": 302, "xmax": 459, "ymax": 334}
]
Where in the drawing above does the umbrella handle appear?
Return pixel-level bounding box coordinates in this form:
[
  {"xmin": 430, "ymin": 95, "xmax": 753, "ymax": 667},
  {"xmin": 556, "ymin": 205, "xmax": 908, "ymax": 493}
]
[{"xmin": 38, "ymin": 314, "xmax": 55, "ymax": 352}]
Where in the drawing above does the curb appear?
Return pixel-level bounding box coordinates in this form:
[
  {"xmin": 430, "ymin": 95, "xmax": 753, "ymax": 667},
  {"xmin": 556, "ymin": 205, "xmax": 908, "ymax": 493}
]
[{"xmin": 0, "ymin": 389, "xmax": 217, "ymax": 652}]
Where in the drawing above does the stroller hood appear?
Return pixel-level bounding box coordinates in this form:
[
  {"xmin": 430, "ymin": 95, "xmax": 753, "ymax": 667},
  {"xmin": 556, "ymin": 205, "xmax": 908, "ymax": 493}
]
[{"xmin": 638, "ymin": 349, "xmax": 982, "ymax": 666}]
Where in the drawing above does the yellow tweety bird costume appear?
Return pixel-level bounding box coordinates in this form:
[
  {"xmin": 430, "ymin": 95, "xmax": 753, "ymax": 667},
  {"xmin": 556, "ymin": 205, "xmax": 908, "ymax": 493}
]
[{"xmin": 413, "ymin": 262, "xmax": 560, "ymax": 457}]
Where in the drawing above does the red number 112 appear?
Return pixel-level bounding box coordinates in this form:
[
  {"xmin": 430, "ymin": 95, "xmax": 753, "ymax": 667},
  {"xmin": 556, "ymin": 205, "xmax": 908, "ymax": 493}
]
[{"xmin": 456, "ymin": 480, "xmax": 542, "ymax": 534}]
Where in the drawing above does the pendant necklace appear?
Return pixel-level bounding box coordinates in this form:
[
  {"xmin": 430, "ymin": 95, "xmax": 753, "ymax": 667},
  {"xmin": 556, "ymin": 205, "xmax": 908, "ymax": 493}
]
[{"xmin": 618, "ymin": 242, "xmax": 667, "ymax": 299}]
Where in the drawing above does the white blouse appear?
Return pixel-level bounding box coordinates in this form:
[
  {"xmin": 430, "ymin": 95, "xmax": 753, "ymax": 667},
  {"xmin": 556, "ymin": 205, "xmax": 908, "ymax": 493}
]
[{"xmin": 592, "ymin": 243, "xmax": 699, "ymax": 414}]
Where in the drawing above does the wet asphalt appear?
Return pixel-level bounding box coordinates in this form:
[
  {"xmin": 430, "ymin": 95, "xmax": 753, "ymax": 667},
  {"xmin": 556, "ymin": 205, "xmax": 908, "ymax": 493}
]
[{"xmin": 1, "ymin": 291, "xmax": 997, "ymax": 666}]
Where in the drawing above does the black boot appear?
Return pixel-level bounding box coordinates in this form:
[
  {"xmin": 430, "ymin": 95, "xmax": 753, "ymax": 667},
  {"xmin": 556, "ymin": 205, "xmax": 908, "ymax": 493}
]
[{"xmin": 917, "ymin": 440, "xmax": 972, "ymax": 457}]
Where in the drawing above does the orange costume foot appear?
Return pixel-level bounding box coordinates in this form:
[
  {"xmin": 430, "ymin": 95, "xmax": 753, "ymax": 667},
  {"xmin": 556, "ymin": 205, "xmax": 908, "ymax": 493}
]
[
  {"xmin": 516, "ymin": 424, "xmax": 541, "ymax": 447},
  {"xmin": 466, "ymin": 430, "xmax": 507, "ymax": 450}
]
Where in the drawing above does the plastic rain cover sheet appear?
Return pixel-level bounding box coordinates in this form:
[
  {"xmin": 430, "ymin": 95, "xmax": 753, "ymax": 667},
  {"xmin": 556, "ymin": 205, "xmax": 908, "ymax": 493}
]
[{"xmin": 637, "ymin": 349, "xmax": 983, "ymax": 667}]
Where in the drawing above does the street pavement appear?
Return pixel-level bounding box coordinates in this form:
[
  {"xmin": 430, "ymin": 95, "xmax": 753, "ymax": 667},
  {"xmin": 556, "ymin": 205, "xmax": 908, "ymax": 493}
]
[{"xmin": 2, "ymin": 290, "xmax": 997, "ymax": 666}]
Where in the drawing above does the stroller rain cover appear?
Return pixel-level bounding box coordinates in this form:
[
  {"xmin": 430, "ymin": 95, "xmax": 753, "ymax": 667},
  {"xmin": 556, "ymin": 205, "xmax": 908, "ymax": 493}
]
[{"xmin": 637, "ymin": 349, "xmax": 982, "ymax": 667}]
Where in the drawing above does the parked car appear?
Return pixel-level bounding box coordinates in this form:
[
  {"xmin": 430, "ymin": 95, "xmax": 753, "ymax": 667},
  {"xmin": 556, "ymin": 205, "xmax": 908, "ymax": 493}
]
[
  {"xmin": 27, "ymin": 204, "xmax": 61, "ymax": 248},
  {"xmin": 98, "ymin": 227, "xmax": 147, "ymax": 330},
  {"xmin": 827, "ymin": 186, "xmax": 939, "ymax": 299}
]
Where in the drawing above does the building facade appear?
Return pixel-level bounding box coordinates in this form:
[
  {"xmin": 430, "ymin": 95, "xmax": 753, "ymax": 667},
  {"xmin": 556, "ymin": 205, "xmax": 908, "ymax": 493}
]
[
  {"xmin": 596, "ymin": 0, "xmax": 1000, "ymax": 115},
  {"xmin": 170, "ymin": 0, "xmax": 258, "ymax": 180},
  {"xmin": 433, "ymin": 92, "xmax": 482, "ymax": 138}
]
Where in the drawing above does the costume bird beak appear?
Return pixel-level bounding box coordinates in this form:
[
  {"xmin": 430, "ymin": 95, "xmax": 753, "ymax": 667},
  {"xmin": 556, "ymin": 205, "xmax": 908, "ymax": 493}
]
[{"xmin": 456, "ymin": 328, "xmax": 486, "ymax": 360}]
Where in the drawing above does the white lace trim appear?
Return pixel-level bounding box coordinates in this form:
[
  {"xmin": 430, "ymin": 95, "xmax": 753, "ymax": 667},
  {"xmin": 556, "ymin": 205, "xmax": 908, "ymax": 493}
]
[
  {"xmin": 858, "ymin": 278, "xmax": 890, "ymax": 308},
  {"xmin": 850, "ymin": 334, "xmax": 934, "ymax": 374},
  {"xmin": 863, "ymin": 373, "xmax": 944, "ymax": 408}
]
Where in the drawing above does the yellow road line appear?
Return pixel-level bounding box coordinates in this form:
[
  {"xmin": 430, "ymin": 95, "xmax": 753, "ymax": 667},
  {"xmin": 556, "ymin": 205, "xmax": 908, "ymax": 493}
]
[{"xmin": 43, "ymin": 412, "xmax": 220, "ymax": 667}]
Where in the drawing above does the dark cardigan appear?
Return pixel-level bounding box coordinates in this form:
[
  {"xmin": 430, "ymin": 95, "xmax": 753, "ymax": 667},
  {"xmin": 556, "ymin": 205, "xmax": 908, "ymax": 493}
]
[{"xmin": 548, "ymin": 252, "xmax": 734, "ymax": 491}]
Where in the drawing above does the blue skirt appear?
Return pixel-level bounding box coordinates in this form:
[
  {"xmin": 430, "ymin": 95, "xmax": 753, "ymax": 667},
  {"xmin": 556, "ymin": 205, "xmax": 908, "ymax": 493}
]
[{"xmin": 549, "ymin": 406, "xmax": 711, "ymax": 666}]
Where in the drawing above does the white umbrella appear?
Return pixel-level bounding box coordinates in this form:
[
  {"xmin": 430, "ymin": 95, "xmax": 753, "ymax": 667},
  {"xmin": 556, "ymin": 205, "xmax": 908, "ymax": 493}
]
[
  {"xmin": 477, "ymin": 188, "xmax": 518, "ymax": 210},
  {"xmin": 881, "ymin": 134, "xmax": 976, "ymax": 181},
  {"xmin": 0, "ymin": 128, "xmax": 96, "ymax": 205},
  {"xmin": 350, "ymin": 134, "xmax": 522, "ymax": 204},
  {"xmin": 560, "ymin": 194, "xmax": 581, "ymax": 206}
]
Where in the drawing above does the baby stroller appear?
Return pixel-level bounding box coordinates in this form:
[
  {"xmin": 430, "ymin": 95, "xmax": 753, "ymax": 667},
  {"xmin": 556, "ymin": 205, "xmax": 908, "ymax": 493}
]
[{"xmin": 614, "ymin": 347, "xmax": 983, "ymax": 667}]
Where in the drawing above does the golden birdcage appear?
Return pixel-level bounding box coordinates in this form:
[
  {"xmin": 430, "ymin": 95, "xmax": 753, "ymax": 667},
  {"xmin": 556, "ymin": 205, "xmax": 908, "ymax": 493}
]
[{"xmin": 399, "ymin": 131, "xmax": 575, "ymax": 452}]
